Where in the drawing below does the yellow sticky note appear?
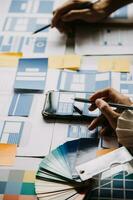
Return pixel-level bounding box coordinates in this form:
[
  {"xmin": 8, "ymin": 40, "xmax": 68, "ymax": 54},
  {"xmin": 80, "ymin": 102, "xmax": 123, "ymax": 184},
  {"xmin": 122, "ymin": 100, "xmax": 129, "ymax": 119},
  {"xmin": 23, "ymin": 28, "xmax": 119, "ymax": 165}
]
[
  {"xmin": 63, "ymin": 55, "xmax": 81, "ymax": 70},
  {"xmin": 48, "ymin": 55, "xmax": 64, "ymax": 69},
  {"xmin": 98, "ymin": 58, "xmax": 130, "ymax": 72},
  {"xmin": 112, "ymin": 58, "xmax": 130, "ymax": 72},
  {"xmin": 0, "ymin": 52, "xmax": 23, "ymax": 68},
  {"xmin": 98, "ymin": 59, "xmax": 112, "ymax": 71},
  {"xmin": 48, "ymin": 55, "xmax": 81, "ymax": 70},
  {"xmin": 96, "ymin": 148, "xmax": 117, "ymax": 157},
  {"xmin": 0, "ymin": 52, "xmax": 23, "ymax": 57},
  {"xmin": 0, "ymin": 144, "xmax": 17, "ymax": 166}
]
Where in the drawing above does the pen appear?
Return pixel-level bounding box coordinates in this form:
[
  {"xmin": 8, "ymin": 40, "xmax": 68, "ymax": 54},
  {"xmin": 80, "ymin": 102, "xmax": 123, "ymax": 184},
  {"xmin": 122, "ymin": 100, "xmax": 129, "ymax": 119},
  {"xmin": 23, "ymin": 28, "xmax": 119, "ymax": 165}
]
[
  {"xmin": 73, "ymin": 98, "xmax": 133, "ymax": 111},
  {"xmin": 33, "ymin": 0, "xmax": 99, "ymax": 34},
  {"xmin": 33, "ymin": 24, "xmax": 51, "ymax": 34}
]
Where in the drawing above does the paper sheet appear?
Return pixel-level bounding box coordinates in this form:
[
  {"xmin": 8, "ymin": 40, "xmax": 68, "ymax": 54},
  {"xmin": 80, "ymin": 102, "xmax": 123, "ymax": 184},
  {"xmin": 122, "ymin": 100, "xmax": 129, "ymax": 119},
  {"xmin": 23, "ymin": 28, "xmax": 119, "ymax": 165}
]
[
  {"xmin": 0, "ymin": 143, "xmax": 17, "ymax": 166},
  {"xmin": 48, "ymin": 55, "xmax": 81, "ymax": 70},
  {"xmin": 75, "ymin": 26, "xmax": 133, "ymax": 55},
  {"xmin": 0, "ymin": 0, "xmax": 66, "ymax": 57}
]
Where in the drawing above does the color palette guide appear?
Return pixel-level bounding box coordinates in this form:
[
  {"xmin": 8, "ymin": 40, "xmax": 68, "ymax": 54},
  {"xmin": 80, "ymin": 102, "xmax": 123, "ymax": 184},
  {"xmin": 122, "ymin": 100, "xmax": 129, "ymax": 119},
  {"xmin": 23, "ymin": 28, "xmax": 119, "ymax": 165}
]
[
  {"xmin": 0, "ymin": 157, "xmax": 41, "ymax": 200},
  {"xmin": 35, "ymin": 139, "xmax": 99, "ymax": 200},
  {"xmin": 35, "ymin": 139, "xmax": 133, "ymax": 200}
]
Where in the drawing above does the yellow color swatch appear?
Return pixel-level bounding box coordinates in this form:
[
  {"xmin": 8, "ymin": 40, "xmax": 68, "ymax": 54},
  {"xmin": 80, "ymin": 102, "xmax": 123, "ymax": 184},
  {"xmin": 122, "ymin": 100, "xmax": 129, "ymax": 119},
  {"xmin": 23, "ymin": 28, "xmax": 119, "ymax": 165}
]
[
  {"xmin": 23, "ymin": 170, "xmax": 36, "ymax": 182},
  {"xmin": 98, "ymin": 58, "xmax": 130, "ymax": 72},
  {"xmin": 0, "ymin": 52, "xmax": 22, "ymax": 68},
  {"xmin": 48, "ymin": 55, "xmax": 81, "ymax": 70},
  {"xmin": 0, "ymin": 143, "xmax": 17, "ymax": 166},
  {"xmin": 96, "ymin": 148, "xmax": 117, "ymax": 157}
]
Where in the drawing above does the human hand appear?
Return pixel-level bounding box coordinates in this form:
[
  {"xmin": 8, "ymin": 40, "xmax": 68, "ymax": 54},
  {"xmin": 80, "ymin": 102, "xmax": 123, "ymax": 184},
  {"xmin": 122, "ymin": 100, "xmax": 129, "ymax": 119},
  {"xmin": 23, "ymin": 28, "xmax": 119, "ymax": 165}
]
[
  {"xmin": 52, "ymin": 0, "xmax": 126, "ymax": 33},
  {"xmin": 88, "ymin": 88, "xmax": 132, "ymax": 135}
]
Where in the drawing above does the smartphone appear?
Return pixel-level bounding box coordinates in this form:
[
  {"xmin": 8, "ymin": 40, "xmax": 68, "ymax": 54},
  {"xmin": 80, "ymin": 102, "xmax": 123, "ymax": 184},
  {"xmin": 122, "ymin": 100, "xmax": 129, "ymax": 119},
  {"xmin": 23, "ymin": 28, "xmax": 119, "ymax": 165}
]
[{"xmin": 42, "ymin": 91, "xmax": 100, "ymax": 120}]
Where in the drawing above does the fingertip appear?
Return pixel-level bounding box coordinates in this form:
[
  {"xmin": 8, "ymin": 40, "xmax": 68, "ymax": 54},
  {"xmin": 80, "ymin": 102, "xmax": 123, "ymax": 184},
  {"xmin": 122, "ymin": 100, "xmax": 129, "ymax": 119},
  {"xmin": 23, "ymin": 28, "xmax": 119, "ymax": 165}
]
[
  {"xmin": 95, "ymin": 99, "xmax": 107, "ymax": 110},
  {"xmin": 88, "ymin": 124, "xmax": 93, "ymax": 130}
]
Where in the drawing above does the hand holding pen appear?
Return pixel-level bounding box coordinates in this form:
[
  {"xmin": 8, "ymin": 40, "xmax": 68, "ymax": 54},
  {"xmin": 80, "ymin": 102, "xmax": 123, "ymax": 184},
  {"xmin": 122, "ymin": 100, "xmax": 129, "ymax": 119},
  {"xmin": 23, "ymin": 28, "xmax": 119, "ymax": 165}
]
[
  {"xmin": 33, "ymin": 0, "xmax": 133, "ymax": 34},
  {"xmin": 33, "ymin": 0, "xmax": 99, "ymax": 34},
  {"xmin": 51, "ymin": 0, "xmax": 129, "ymax": 34},
  {"xmin": 85, "ymin": 88, "xmax": 133, "ymax": 136}
]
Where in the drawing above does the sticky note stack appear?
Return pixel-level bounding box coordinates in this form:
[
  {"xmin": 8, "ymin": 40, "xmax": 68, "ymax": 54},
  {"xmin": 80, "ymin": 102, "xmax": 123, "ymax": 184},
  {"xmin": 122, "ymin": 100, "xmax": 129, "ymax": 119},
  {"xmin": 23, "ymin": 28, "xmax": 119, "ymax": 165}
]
[{"xmin": 35, "ymin": 139, "xmax": 99, "ymax": 199}]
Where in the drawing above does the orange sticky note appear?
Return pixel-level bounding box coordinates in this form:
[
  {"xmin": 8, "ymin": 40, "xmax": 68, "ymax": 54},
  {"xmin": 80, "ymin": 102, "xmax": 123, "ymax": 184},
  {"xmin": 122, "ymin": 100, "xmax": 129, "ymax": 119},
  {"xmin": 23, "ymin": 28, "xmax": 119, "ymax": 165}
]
[
  {"xmin": 96, "ymin": 148, "xmax": 117, "ymax": 157},
  {"xmin": 0, "ymin": 144, "xmax": 17, "ymax": 166}
]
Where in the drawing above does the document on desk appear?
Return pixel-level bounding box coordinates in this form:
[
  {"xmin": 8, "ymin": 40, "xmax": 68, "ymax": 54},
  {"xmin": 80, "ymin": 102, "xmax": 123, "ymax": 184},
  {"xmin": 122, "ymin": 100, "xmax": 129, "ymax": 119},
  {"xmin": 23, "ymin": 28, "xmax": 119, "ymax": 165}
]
[
  {"xmin": 0, "ymin": 0, "xmax": 66, "ymax": 57},
  {"xmin": 58, "ymin": 70, "xmax": 111, "ymax": 93},
  {"xmin": 8, "ymin": 93, "xmax": 33, "ymax": 117},
  {"xmin": 14, "ymin": 58, "xmax": 48, "ymax": 92},
  {"xmin": 0, "ymin": 93, "xmax": 55, "ymax": 157},
  {"xmin": 75, "ymin": 26, "xmax": 133, "ymax": 55},
  {"xmin": 111, "ymin": 72, "xmax": 133, "ymax": 96}
]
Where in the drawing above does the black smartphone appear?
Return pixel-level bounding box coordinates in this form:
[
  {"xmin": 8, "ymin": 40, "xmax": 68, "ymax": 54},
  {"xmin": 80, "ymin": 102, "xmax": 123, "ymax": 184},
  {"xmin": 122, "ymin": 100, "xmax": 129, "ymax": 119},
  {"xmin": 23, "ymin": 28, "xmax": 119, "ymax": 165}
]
[{"xmin": 42, "ymin": 91, "xmax": 100, "ymax": 120}]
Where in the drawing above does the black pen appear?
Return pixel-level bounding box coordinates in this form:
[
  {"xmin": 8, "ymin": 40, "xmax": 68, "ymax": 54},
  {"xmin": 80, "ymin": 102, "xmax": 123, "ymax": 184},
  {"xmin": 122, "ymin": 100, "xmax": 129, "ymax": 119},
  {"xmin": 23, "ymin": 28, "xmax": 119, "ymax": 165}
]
[
  {"xmin": 73, "ymin": 98, "xmax": 133, "ymax": 111},
  {"xmin": 33, "ymin": 24, "xmax": 51, "ymax": 34},
  {"xmin": 33, "ymin": 0, "xmax": 99, "ymax": 34}
]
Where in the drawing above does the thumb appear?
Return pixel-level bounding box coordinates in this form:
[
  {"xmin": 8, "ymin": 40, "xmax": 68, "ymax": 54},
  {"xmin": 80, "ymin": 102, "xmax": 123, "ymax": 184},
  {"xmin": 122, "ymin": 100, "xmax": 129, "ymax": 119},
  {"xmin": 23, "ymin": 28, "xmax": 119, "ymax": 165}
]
[
  {"xmin": 95, "ymin": 99, "xmax": 119, "ymax": 129},
  {"xmin": 62, "ymin": 9, "xmax": 89, "ymax": 22}
]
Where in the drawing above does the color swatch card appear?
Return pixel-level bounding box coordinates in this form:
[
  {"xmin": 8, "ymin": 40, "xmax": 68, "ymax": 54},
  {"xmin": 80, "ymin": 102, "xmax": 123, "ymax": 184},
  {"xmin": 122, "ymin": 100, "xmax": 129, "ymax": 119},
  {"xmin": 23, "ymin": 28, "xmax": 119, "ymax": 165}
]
[
  {"xmin": 8, "ymin": 93, "xmax": 33, "ymax": 117},
  {"xmin": 14, "ymin": 58, "xmax": 48, "ymax": 92},
  {"xmin": 0, "ymin": 157, "xmax": 41, "ymax": 199},
  {"xmin": 35, "ymin": 138, "xmax": 99, "ymax": 200}
]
